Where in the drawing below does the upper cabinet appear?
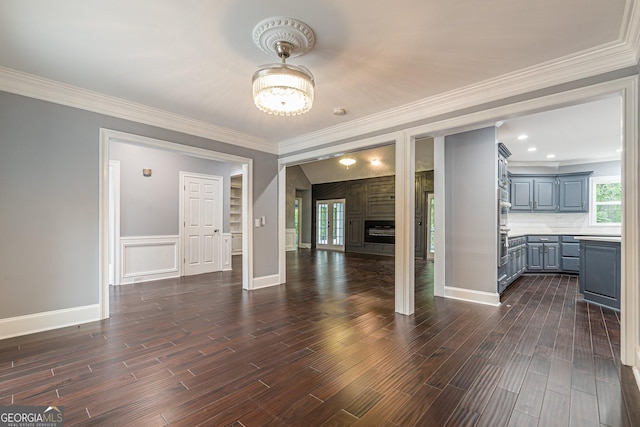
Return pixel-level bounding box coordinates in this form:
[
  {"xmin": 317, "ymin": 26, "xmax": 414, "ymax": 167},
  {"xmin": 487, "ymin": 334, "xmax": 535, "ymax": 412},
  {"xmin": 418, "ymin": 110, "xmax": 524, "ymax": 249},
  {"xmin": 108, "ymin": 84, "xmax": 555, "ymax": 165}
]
[
  {"xmin": 509, "ymin": 172, "xmax": 592, "ymax": 213},
  {"xmin": 558, "ymin": 174, "xmax": 589, "ymax": 212}
]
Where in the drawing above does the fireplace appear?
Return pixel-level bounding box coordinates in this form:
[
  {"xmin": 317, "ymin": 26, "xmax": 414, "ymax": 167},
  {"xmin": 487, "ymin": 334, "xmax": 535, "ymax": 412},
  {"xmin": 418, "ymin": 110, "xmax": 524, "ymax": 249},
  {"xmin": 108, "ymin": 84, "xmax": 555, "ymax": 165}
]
[{"xmin": 364, "ymin": 220, "xmax": 395, "ymax": 244}]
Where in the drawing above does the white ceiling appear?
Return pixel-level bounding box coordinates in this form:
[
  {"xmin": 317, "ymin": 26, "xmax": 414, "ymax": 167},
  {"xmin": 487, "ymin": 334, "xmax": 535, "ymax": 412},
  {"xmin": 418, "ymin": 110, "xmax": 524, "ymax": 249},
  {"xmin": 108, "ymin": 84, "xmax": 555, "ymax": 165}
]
[{"xmin": 0, "ymin": 0, "xmax": 634, "ymax": 149}]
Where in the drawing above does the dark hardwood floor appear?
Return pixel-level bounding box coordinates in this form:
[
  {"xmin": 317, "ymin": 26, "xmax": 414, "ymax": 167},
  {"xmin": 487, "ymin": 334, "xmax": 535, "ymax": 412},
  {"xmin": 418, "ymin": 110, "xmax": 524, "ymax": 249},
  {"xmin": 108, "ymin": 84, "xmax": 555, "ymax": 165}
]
[{"xmin": 1, "ymin": 249, "xmax": 639, "ymax": 426}]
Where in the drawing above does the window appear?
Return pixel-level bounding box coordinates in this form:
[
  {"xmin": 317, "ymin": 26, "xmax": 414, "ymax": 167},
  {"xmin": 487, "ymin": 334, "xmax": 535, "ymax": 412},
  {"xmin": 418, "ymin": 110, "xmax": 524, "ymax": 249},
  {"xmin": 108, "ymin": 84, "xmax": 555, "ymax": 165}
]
[{"xmin": 590, "ymin": 176, "xmax": 621, "ymax": 226}]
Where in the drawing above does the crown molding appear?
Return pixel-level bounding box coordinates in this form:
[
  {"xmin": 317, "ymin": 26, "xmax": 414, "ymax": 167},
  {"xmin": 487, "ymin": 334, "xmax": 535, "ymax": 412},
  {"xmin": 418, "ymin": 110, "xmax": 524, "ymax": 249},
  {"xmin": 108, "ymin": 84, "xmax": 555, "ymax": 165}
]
[
  {"xmin": 279, "ymin": 35, "xmax": 639, "ymax": 155},
  {"xmin": 0, "ymin": 66, "xmax": 279, "ymax": 155}
]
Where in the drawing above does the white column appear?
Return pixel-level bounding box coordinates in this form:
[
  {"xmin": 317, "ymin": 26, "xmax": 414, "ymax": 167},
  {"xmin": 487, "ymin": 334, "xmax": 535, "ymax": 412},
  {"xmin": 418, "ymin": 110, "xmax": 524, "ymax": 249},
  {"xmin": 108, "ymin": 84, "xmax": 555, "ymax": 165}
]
[
  {"xmin": 395, "ymin": 132, "xmax": 415, "ymax": 314},
  {"xmin": 433, "ymin": 136, "xmax": 446, "ymax": 297}
]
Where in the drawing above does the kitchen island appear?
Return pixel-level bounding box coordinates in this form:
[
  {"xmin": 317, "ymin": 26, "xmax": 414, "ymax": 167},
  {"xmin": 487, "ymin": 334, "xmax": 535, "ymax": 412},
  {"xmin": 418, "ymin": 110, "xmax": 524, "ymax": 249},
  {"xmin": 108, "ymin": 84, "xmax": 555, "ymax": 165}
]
[{"xmin": 575, "ymin": 235, "xmax": 621, "ymax": 310}]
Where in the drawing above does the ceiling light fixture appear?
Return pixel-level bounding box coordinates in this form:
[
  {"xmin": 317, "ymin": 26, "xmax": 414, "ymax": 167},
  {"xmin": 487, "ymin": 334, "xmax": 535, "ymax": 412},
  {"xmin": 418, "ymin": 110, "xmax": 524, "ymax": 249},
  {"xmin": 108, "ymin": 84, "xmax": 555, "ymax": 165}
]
[
  {"xmin": 527, "ymin": 147, "xmax": 537, "ymax": 152},
  {"xmin": 370, "ymin": 158, "xmax": 381, "ymax": 166},
  {"xmin": 517, "ymin": 134, "xmax": 528, "ymax": 141},
  {"xmin": 252, "ymin": 17, "xmax": 316, "ymax": 116},
  {"xmin": 546, "ymin": 154, "xmax": 556, "ymax": 159},
  {"xmin": 339, "ymin": 157, "xmax": 356, "ymax": 169}
]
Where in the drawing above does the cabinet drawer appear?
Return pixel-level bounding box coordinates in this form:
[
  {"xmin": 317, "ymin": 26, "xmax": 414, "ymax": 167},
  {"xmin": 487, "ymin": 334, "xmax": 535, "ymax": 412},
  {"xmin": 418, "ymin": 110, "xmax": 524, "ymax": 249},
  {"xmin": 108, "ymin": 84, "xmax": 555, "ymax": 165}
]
[
  {"xmin": 562, "ymin": 235, "xmax": 579, "ymax": 243},
  {"xmin": 561, "ymin": 242, "xmax": 580, "ymax": 257},
  {"xmin": 562, "ymin": 257, "xmax": 579, "ymax": 272},
  {"xmin": 528, "ymin": 235, "xmax": 559, "ymax": 243}
]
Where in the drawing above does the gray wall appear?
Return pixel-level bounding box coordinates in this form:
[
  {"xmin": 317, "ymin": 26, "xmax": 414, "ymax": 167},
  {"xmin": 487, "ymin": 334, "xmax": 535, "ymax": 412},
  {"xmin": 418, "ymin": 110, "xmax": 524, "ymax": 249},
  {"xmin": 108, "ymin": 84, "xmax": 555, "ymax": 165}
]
[
  {"xmin": 445, "ymin": 127, "xmax": 498, "ymax": 293},
  {"xmin": 286, "ymin": 165, "xmax": 312, "ymax": 244},
  {"xmin": 0, "ymin": 90, "xmax": 278, "ymax": 319},
  {"xmin": 110, "ymin": 142, "xmax": 232, "ymax": 236}
]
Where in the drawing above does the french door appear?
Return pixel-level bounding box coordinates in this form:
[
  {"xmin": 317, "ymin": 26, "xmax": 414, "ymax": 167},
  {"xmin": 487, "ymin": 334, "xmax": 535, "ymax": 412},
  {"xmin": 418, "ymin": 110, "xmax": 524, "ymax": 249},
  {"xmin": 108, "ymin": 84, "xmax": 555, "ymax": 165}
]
[{"xmin": 316, "ymin": 199, "xmax": 345, "ymax": 251}]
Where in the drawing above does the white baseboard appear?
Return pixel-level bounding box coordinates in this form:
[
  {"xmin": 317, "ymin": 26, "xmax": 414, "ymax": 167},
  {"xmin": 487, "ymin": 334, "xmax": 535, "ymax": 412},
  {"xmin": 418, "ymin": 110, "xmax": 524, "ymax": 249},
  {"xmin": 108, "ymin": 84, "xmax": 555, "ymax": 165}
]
[
  {"xmin": 444, "ymin": 286, "xmax": 501, "ymax": 306},
  {"xmin": 120, "ymin": 235, "xmax": 180, "ymax": 284},
  {"xmin": 298, "ymin": 243, "xmax": 311, "ymax": 249},
  {"xmin": 252, "ymin": 274, "xmax": 282, "ymax": 290},
  {"xmin": 0, "ymin": 304, "xmax": 101, "ymax": 340},
  {"xmin": 285, "ymin": 229, "xmax": 298, "ymax": 251}
]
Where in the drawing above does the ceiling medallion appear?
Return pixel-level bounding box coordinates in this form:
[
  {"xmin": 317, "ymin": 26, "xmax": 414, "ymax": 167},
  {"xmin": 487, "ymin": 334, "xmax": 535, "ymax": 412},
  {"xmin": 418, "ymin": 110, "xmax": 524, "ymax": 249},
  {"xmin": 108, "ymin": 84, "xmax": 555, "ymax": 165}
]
[{"xmin": 252, "ymin": 17, "xmax": 316, "ymax": 116}]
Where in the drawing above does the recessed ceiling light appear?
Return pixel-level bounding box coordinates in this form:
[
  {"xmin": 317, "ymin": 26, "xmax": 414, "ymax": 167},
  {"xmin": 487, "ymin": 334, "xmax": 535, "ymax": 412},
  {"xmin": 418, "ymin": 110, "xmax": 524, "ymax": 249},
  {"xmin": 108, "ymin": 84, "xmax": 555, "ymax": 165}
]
[
  {"xmin": 546, "ymin": 154, "xmax": 556, "ymax": 159},
  {"xmin": 370, "ymin": 158, "xmax": 381, "ymax": 166},
  {"xmin": 333, "ymin": 108, "xmax": 347, "ymax": 116},
  {"xmin": 517, "ymin": 134, "xmax": 528, "ymax": 141},
  {"xmin": 527, "ymin": 147, "xmax": 537, "ymax": 152}
]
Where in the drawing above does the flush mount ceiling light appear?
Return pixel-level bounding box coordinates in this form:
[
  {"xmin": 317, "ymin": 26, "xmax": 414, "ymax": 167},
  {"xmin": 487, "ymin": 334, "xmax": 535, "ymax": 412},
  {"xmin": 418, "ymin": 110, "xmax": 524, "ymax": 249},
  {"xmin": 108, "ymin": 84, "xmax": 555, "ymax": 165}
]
[{"xmin": 252, "ymin": 17, "xmax": 316, "ymax": 116}]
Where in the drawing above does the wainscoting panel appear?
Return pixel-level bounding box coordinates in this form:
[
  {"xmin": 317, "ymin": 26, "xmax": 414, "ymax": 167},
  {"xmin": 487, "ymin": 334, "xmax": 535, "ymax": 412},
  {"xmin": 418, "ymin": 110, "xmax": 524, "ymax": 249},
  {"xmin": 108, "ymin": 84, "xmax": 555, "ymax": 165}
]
[
  {"xmin": 120, "ymin": 236, "xmax": 180, "ymax": 284},
  {"xmin": 286, "ymin": 228, "xmax": 297, "ymax": 251},
  {"xmin": 222, "ymin": 233, "xmax": 232, "ymax": 271}
]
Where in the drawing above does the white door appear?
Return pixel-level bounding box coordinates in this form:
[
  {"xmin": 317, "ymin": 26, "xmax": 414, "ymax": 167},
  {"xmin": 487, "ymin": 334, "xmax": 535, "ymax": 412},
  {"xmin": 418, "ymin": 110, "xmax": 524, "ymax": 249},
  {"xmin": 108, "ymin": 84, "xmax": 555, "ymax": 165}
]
[
  {"xmin": 183, "ymin": 174, "xmax": 223, "ymax": 275},
  {"xmin": 316, "ymin": 199, "xmax": 345, "ymax": 251}
]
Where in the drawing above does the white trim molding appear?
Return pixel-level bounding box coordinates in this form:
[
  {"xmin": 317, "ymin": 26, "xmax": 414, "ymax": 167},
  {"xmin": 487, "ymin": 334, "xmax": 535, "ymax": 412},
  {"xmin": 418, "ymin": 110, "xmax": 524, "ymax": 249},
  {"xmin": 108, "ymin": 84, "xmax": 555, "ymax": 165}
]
[
  {"xmin": 0, "ymin": 66, "xmax": 277, "ymax": 154},
  {"xmin": 252, "ymin": 274, "xmax": 282, "ymax": 290},
  {"xmin": 120, "ymin": 236, "xmax": 180, "ymax": 285},
  {"xmin": 0, "ymin": 304, "xmax": 101, "ymax": 340},
  {"xmin": 285, "ymin": 228, "xmax": 298, "ymax": 251},
  {"xmin": 444, "ymin": 287, "xmax": 501, "ymax": 307}
]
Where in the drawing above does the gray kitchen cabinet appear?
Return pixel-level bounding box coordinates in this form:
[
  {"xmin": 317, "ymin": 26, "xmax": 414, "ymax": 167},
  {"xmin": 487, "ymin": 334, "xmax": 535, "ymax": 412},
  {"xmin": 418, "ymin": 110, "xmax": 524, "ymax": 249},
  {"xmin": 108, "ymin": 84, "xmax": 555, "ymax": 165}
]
[
  {"xmin": 561, "ymin": 235, "xmax": 580, "ymax": 272},
  {"xmin": 510, "ymin": 176, "xmax": 556, "ymax": 211},
  {"xmin": 533, "ymin": 177, "xmax": 558, "ymax": 211},
  {"xmin": 558, "ymin": 173, "xmax": 590, "ymax": 212},
  {"xmin": 579, "ymin": 239, "xmax": 621, "ymax": 310},
  {"xmin": 498, "ymin": 236, "xmax": 526, "ymax": 294},
  {"xmin": 509, "ymin": 172, "xmax": 592, "ymax": 213},
  {"xmin": 510, "ymin": 177, "xmax": 533, "ymax": 211},
  {"xmin": 527, "ymin": 235, "xmax": 559, "ymax": 271}
]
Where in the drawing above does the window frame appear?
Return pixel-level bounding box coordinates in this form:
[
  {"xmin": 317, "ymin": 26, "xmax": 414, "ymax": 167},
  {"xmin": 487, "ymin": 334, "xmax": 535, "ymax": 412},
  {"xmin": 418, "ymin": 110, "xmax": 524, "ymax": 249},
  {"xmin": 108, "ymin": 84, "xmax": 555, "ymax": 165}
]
[{"xmin": 589, "ymin": 175, "xmax": 622, "ymax": 226}]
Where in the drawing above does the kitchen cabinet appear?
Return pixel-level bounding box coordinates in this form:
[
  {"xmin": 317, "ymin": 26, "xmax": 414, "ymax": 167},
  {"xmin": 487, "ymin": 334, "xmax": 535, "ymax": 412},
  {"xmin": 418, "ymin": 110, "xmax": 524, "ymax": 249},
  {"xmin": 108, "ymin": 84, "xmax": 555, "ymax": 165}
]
[
  {"xmin": 578, "ymin": 238, "xmax": 621, "ymax": 310},
  {"xmin": 497, "ymin": 143, "xmax": 511, "ymax": 190},
  {"xmin": 498, "ymin": 236, "xmax": 526, "ymax": 294},
  {"xmin": 346, "ymin": 216, "xmax": 363, "ymax": 247},
  {"xmin": 509, "ymin": 172, "xmax": 592, "ymax": 213},
  {"xmin": 561, "ymin": 235, "xmax": 580, "ymax": 272},
  {"xmin": 509, "ymin": 177, "xmax": 556, "ymax": 211},
  {"xmin": 558, "ymin": 174, "xmax": 589, "ymax": 212},
  {"xmin": 346, "ymin": 182, "xmax": 365, "ymax": 249},
  {"xmin": 527, "ymin": 235, "xmax": 559, "ymax": 271}
]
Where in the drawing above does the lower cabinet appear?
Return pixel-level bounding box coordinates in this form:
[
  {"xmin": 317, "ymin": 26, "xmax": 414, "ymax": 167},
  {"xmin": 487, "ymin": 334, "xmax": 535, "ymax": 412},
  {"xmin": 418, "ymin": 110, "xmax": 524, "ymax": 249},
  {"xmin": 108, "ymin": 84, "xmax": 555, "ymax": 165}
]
[
  {"xmin": 498, "ymin": 236, "xmax": 527, "ymax": 294},
  {"xmin": 527, "ymin": 236, "xmax": 559, "ymax": 271},
  {"xmin": 579, "ymin": 239, "xmax": 621, "ymax": 310}
]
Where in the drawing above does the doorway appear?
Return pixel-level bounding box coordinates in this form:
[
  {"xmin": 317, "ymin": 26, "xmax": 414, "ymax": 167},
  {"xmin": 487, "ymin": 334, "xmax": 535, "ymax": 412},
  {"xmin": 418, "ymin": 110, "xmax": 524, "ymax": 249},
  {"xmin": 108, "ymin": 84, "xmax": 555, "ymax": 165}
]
[{"xmin": 316, "ymin": 199, "xmax": 346, "ymax": 251}]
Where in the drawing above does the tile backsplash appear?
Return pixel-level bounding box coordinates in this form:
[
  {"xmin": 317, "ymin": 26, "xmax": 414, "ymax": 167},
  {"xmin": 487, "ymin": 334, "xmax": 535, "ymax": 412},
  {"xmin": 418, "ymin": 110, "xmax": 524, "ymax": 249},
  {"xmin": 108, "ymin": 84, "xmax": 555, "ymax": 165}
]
[{"xmin": 509, "ymin": 212, "xmax": 621, "ymax": 236}]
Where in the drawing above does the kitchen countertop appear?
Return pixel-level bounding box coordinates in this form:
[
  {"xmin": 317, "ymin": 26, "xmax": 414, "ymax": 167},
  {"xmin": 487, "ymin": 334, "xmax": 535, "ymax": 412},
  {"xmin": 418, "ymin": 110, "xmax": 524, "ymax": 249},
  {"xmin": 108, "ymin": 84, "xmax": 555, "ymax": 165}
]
[
  {"xmin": 574, "ymin": 235, "xmax": 621, "ymax": 243},
  {"xmin": 508, "ymin": 231, "xmax": 621, "ymax": 239}
]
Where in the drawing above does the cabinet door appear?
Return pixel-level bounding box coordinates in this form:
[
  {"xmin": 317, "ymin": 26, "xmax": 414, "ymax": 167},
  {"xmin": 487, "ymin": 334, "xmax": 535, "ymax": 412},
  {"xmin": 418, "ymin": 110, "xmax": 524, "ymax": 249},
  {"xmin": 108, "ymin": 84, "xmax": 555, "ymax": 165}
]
[
  {"xmin": 528, "ymin": 243, "xmax": 543, "ymax": 269},
  {"xmin": 366, "ymin": 178, "xmax": 395, "ymax": 218},
  {"xmin": 346, "ymin": 182, "xmax": 364, "ymax": 216},
  {"xmin": 346, "ymin": 216, "xmax": 362, "ymax": 247},
  {"xmin": 510, "ymin": 178, "xmax": 533, "ymax": 211},
  {"xmin": 580, "ymin": 242, "xmax": 621, "ymax": 310},
  {"xmin": 544, "ymin": 243, "xmax": 560, "ymax": 270},
  {"xmin": 558, "ymin": 175, "xmax": 588, "ymax": 212},
  {"xmin": 534, "ymin": 178, "xmax": 557, "ymax": 211}
]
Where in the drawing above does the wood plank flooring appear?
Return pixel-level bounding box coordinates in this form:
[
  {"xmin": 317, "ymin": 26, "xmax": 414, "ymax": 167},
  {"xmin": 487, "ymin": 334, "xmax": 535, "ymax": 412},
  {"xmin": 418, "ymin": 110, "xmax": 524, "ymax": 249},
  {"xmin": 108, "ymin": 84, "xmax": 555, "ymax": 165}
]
[{"xmin": 1, "ymin": 249, "xmax": 639, "ymax": 426}]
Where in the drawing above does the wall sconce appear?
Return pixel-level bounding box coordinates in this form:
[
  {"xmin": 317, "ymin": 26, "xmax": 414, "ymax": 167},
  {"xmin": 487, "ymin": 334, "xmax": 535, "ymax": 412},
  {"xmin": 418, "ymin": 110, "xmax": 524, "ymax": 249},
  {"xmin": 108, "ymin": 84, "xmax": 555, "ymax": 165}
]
[{"xmin": 142, "ymin": 169, "xmax": 152, "ymax": 177}]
